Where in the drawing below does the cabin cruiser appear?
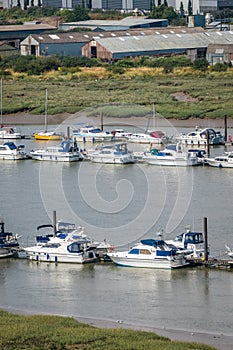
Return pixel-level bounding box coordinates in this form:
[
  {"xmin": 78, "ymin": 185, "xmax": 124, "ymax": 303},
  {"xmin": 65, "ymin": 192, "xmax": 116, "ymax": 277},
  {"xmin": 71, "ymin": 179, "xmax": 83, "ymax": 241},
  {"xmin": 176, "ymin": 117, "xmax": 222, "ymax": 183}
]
[
  {"xmin": 0, "ymin": 221, "xmax": 21, "ymax": 258},
  {"xmin": 111, "ymin": 129, "xmax": 132, "ymax": 140},
  {"xmin": 0, "ymin": 142, "xmax": 28, "ymax": 160},
  {"xmin": 30, "ymin": 140, "xmax": 83, "ymax": 162},
  {"xmin": 128, "ymin": 130, "xmax": 167, "ymax": 144},
  {"xmin": 0, "ymin": 127, "xmax": 22, "ymax": 139},
  {"xmin": 144, "ymin": 144, "xmax": 199, "ymax": 166},
  {"xmin": 166, "ymin": 227, "xmax": 207, "ymax": 259},
  {"xmin": 107, "ymin": 239, "xmax": 189, "ymax": 269},
  {"xmin": 88, "ymin": 142, "xmax": 135, "ymax": 164},
  {"xmin": 24, "ymin": 221, "xmax": 112, "ymax": 263},
  {"xmin": 177, "ymin": 128, "xmax": 223, "ymax": 146},
  {"xmin": 72, "ymin": 125, "xmax": 113, "ymax": 142},
  {"xmin": 206, "ymin": 152, "xmax": 233, "ymax": 168}
]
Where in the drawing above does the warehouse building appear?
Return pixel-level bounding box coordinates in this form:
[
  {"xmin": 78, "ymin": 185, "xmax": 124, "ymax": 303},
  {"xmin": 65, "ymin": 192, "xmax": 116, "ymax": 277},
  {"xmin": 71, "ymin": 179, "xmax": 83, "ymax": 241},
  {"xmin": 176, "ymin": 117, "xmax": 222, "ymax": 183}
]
[
  {"xmin": 20, "ymin": 27, "xmax": 204, "ymax": 56},
  {"xmin": 206, "ymin": 43, "xmax": 233, "ymax": 64},
  {"xmin": 59, "ymin": 17, "xmax": 168, "ymax": 31},
  {"xmin": 82, "ymin": 30, "xmax": 233, "ymax": 63}
]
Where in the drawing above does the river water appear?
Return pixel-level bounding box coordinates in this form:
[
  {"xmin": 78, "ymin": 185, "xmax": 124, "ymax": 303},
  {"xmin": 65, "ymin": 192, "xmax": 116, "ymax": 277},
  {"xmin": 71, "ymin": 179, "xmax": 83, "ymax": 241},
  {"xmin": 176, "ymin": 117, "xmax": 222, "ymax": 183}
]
[{"xmin": 0, "ymin": 121, "xmax": 233, "ymax": 338}]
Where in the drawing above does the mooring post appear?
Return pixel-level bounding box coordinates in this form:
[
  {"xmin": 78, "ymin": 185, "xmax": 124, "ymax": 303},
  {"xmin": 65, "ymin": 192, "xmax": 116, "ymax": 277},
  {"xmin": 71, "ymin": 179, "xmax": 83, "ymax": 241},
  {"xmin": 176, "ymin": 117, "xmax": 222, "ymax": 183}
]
[
  {"xmin": 203, "ymin": 217, "xmax": 208, "ymax": 264},
  {"xmin": 67, "ymin": 126, "xmax": 70, "ymax": 140},
  {"xmin": 224, "ymin": 115, "xmax": 228, "ymax": 142},
  {"xmin": 53, "ymin": 210, "xmax": 57, "ymax": 237},
  {"xmin": 206, "ymin": 129, "xmax": 210, "ymax": 157},
  {"xmin": 100, "ymin": 112, "xmax": 103, "ymax": 131}
]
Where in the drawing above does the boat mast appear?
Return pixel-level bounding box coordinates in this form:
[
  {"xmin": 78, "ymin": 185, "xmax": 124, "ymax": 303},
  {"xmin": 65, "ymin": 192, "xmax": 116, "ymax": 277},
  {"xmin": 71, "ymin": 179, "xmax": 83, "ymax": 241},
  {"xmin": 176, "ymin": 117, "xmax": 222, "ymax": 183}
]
[{"xmin": 45, "ymin": 88, "xmax": 48, "ymax": 132}]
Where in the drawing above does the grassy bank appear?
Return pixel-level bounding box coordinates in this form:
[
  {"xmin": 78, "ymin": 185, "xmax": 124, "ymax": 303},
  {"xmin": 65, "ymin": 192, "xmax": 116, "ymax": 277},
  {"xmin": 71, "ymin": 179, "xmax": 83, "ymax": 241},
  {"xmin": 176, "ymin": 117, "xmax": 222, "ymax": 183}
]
[
  {"xmin": 0, "ymin": 310, "xmax": 216, "ymax": 350},
  {"xmin": 2, "ymin": 68, "xmax": 233, "ymax": 120}
]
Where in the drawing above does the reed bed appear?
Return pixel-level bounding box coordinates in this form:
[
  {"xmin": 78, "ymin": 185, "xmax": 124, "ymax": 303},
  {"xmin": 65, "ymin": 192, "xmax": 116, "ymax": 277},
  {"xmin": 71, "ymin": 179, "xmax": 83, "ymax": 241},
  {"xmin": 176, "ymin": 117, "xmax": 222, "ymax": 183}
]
[{"xmin": 2, "ymin": 69, "xmax": 233, "ymax": 119}]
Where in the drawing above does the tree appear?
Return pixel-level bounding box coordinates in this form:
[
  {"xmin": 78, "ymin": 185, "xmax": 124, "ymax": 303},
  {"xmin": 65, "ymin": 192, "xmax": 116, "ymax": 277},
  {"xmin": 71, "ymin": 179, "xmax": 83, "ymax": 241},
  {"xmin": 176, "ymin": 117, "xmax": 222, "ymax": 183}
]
[
  {"xmin": 17, "ymin": 0, "xmax": 21, "ymax": 7},
  {"xmin": 188, "ymin": 0, "xmax": 192, "ymax": 15},
  {"xmin": 164, "ymin": 0, "xmax": 168, "ymax": 7},
  {"xmin": 38, "ymin": 0, "xmax": 42, "ymax": 7},
  {"xmin": 179, "ymin": 1, "xmax": 185, "ymax": 17}
]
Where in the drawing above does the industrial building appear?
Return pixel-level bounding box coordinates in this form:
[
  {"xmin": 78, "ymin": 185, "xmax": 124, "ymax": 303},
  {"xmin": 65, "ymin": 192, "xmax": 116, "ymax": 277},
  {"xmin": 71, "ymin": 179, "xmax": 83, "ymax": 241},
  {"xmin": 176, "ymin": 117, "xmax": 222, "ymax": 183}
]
[
  {"xmin": 20, "ymin": 26, "xmax": 205, "ymax": 56},
  {"xmin": 59, "ymin": 17, "xmax": 168, "ymax": 31},
  {"xmin": 206, "ymin": 43, "xmax": 233, "ymax": 64},
  {"xmin": 82, "ymin": 30, "xmax": 233, "ymax": 63},
  {"xmin": 0, "ymin": 23, "xmax": 57, "ymax": 49}
]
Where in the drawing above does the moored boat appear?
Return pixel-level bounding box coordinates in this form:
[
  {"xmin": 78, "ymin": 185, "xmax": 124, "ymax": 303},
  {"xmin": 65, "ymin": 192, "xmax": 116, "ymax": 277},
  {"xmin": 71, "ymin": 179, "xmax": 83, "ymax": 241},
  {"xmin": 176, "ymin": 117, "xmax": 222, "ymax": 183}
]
[
  {"xmin": 206, "ymin": 152, "xmax": 233, "ymax": 168},
  {"xmin": 0, "ymin": 127, "xmax": 22, "ymax": 139},
  {"xmin": 143, "ymin": 143, "xmax": 199, "ymax": 166},
  {"xmin": 107, "ymin": 238, "xmax": 189, "ymax": 269},
  {"xmin": 0, "ymin": 221, "xmax": 21, "ymax": 259},
  {"xmin": 33, "ymin": 131, "xmax": 62, "ymax": 141},
  {"xmin": 128, "ymin": 130, "xmax": 167, "ymax": 145},
  {"xmin": 30, "ymin": 140, "xmax": 83, "ymax": 162},
  {"xmin": 166, "ymin": 227, "xmax": 207, "ymax": 259},
  {"xmin": 72, "ymin": 125, "xmax": 113, "ymax": 142},
  {"xmin": 177, "ymin": 128, "xmax": 223, "ymax": 146},
  {"xmin": 88, "ymin": 142, "xmax": 134, "ymax": 164},
  {"xmin": 0, "ymin": 142, "xmax": 28, "ymax": 160},
  {"xmin": 24, "ymin": 221, "xmax": 112, "ymax": 263}
]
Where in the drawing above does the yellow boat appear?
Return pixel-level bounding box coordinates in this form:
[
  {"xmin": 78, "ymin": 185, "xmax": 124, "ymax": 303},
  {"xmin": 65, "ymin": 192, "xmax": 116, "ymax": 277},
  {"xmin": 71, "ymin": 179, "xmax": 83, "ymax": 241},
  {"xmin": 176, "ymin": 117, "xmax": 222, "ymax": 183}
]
[
  {"xmin": 33, "ymin": 131, "xmax": 62, "ymax": 141},
  {"xmin": 33, "ymin": 88, "xmax": 62, "ymax": 141}
]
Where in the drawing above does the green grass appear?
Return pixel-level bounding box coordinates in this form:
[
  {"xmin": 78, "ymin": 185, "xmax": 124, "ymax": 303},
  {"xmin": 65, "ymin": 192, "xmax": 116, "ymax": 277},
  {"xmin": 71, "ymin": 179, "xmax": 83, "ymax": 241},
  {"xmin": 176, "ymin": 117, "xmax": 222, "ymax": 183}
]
[
  {"xmin": 2, "ymin": 71, "xmax": 233, "ymax": 120},
  {"xmin": 0, "ymin": 310, "xmax": 217, "ymax": 350}
]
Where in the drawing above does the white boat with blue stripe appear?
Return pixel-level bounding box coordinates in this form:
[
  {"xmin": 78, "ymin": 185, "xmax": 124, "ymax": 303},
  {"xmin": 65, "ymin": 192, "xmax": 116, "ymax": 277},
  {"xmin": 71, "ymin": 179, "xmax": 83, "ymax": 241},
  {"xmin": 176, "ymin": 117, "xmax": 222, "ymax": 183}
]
[{"xmin": 107, "ymin": 239, "xmax": 189, "ymax": 269}]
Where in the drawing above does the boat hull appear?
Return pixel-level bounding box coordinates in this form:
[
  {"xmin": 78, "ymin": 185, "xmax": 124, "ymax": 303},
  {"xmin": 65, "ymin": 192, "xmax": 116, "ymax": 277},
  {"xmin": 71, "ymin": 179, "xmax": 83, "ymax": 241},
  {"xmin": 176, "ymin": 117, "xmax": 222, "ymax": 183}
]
[
  {"xmin": 30, "ymin": 153, "xmax": 83, "ymax": 162},
  {"xmin": 206, "ymin": 159, "xmax": 233, "ymax": 168},
  {"xmin": 108, "ymin": 254, "xmax": 188, "ymax": 269},
  {"xmin": 144, "ymin": 157, "xmax": 198, "ymax": 166},
  {"xmin": 34, "ymin": 134, "xmax": 61, "ymax": 141},
  {"xmin": 25, "ymin": 250, "xmax": 96, "ymax": 264},
  {"xmin": 0, "ymin": 153, "xmax": 28, "ymax": 160},
  {"xmin": 89, "ymin": 155, "xmax": 134, "ymax": 164}
]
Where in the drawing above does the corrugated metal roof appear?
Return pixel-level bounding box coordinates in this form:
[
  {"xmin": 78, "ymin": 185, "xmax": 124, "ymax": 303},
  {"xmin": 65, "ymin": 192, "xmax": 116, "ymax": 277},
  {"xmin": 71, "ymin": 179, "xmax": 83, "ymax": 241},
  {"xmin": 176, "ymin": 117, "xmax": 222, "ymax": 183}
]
[
  {"xmin": 63, "ymin": 17, "xmax": 166, "ymax": 27},
  {"xmin": 95, "ymin": 31, "xmax": 233, "ymax": 54},
  {"xmin": 0, "ymin": 24, "xmax": 57, "ymax": 32},
  {"xmin": 207, "ymin": 43, "xmax": 233, "ymax": 54},
  {"xmin": 26, "ymin": 27, "xmax": 205, "ymax": 44}
]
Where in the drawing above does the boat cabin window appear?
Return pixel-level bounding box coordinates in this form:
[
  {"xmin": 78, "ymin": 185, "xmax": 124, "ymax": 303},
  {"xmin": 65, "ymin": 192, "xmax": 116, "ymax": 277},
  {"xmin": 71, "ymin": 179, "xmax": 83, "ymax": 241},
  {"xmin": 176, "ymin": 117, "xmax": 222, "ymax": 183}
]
[
  {"xmin": 68, "ymin": 243, "xmax": 82, "ymax": 253},
  {"xmin": 128, "ymin": 248, "xmax": 139, "ymax": 255},
  {"xmin": 185, "ymin": 233, "xmax": 203, "ymax": 244},
  {"xmin": 44, "ymin": 243, "xmax": 61, "ymax": 249},
  {"xmin": 139, "ymin": 249, "xmax": 151, "ymax": 255}
]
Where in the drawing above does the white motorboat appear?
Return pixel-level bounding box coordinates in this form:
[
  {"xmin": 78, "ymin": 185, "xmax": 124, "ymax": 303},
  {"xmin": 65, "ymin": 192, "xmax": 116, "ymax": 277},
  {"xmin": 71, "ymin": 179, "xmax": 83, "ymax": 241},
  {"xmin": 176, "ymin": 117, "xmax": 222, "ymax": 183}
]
[
  {"xmin": 24, "ymin": 230, "xmax": 97, "ymax": 264},
  {"xmin": 177, "ymin": 128, "xmax": 223, "ymax": 146},
  {"xmin": 166, "ymin": 227, "xmax": 207, "ymax": 259},
  {"xmin": 0, "ymin": 142, "xmax": 28, "ymax": 160},
  {"xmin": 88, "ymin": 142, "xmax": 135, "ymax": 164},
  {"xmin": 128, "ymin": 130, "xmax": 167, "ymax": 144},
  {"xmin": 111, "ymin": 129, "xmax": 132, "ymax": 140},
  {"xmin": 0, "ymin": 127, "xmax": 22, "ymax": 139},
  {"xmin": 143, "ymin": 144, "xmax": 199, "ymax": 166},
  {"xmin": 24, "ymin": 221, "xmax": 112, "ymax": 263},
  {"xmin": 72, "ymin": 125, "xmax": 113, "ymax": 142},
  {"xmin": 206, "ymin": 152, "xmax": 233, "ymax": 168},
  {"xmin": 30, "ymin": 140, "xmax": 84, "ymax": 162},
  {"xmin": 107, "ymin": 238, "xmax": 189, "ymax": 269}
]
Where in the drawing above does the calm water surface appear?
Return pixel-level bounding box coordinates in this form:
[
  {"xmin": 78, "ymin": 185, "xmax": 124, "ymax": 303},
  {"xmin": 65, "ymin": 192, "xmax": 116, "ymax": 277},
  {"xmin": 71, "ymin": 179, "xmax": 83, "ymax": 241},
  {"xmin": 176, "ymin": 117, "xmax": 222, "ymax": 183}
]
[{"xmin": 0, "ymin": 123, "xmax": 233, "ymax": 336}]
